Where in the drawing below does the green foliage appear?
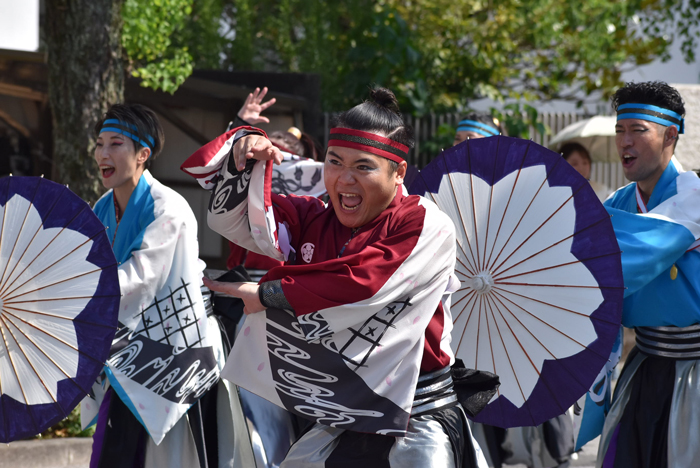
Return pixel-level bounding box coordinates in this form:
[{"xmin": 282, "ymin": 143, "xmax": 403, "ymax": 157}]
[
  {"xmin": 35, "ymin": 407, "xmax": 94, "ymax": 439},
  {"xmin": 491, "ymin": 103, "xmax": 548, "ymax": 139},
  {"xmin": 219, "ymin": 0, "xmax": 699, "ymax": 113},
  {"xmin": 421, "ymin": 123, "xmax": 458, "ymax": 158},
  {"xmin": 122, "ymin": 0, "xmax": 224, "ymax": 93}
]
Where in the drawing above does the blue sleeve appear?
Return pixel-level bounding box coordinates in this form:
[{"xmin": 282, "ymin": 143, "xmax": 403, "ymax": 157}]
[{"xmin": 607, "ymin": 206, "xmax": 695, "ymax": 297}]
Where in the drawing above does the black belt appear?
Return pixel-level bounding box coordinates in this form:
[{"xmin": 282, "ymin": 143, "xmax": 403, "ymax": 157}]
[{"xmin": 635, "ymin": 324, "xmax": 700, "ymax": 359}]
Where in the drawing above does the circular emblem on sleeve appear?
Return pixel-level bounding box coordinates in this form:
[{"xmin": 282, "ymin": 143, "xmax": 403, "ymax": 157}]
[{"xmin": 301, "ymin": 243, "xmax": 315, "ymax": 263}]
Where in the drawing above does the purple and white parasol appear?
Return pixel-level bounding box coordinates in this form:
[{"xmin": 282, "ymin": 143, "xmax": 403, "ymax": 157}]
[
  {"xmin": 0, "ymin": 176, "xmax": 119, "ymax": 442},
  {"xmin": 410, "ymin": 136, "xmax": 623, "ymax": 428}
]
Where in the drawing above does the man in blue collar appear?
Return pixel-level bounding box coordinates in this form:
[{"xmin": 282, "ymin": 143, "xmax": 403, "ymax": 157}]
[{"xmin": 596, "ymin": 81, "xmax": 700, "ymax": 468}]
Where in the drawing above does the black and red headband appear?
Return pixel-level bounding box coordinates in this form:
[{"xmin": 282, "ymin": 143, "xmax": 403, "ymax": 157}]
[{"xmin": 328, "ymin": 128, "xmax": 409, "ymax": 164}]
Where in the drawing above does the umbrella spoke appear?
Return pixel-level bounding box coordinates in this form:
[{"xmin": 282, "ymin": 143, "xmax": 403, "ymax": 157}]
[
  {"xmin": 0, "ymin": 315, "xmax": 63, "ymax": 411},
  {"xmin": 483, "ymin": 293, "xmax": 535, "ymax": 424},
  {"xmin": 416, "ymin": 171, "xmax": 478, "ymax": 275},
  {"xmin": 0, "ymin": 185, "xmax": 68, "ymax": 297},
  {"xmin": 0, "ymin": 316, "xmax": 41, "ymax": 434},
  {"xmin": 488, "ymin": 157, "xmax": 564, "ymax": 272},
  {"xmin": 2, "ymin": 310, "xmax": 107, "ymax": 367},
  {"xmin": 0, "ymin": 180, "xmax": 42, "ymax": 289},
  {"xmin": 489, "ymin": 290, "xmax": 595, "ymax": 401},
  {"xmin": 492, "ymin": 184, "xmax": 586, "ymax": 275},
  {"xmin": 5, "ymin": 266, "xmax": 106, "ymax": 303},
  {"xmin": 495, "ymin": 251, "xmax": 622, "ymax": 282},
  {"xmin": 491, "ymin": 289, "xmax": 610, "ymax": 362},
  {"xmin": 496, "ymin": 281, "xmax": 623, "ymax": 290},
  {"xmin": 491, "ymin": 286, "xmax": 620, "ymax": 325},
  {"xmin": 441, "ymin": 166, "xmax": 480, "ymax": 273},
  {"xmin": 9, "ymin": 294, "xmax": 120, "ymax": 304},
  {"xmin": 4, "ymin": 305, "xmax": 118, "ymax": 329},
  {"xmin": 451, "ymin": 289, "xmax": 475, "ymax": 310},
  {"xmin": 2, "ymin": 229, "xmax": 107, "ymax": 300},
  {"xmin": 484, "ymin": 293, "xmax": 568, "ymax": 416},
  {"xmin": 493, "ymin": 215, "xmax": 612, "ymax": 279},
  {"xmin": 2, "ymin": 313, "xmax": 93, "ymax": 397},
  {"xmin": 455, "ymin": 292, "xmax": 479, "ymax": 361},
  {"xmin": 484, "ymin": 141, "xmax": 533, "ymax": 269},
  {"xmin": 0, "ymin": 193, "xmax": 87, "ymax": 298},
  {"xmin": 480, "ymin": 137, "xmax": 501, "ymax": 270}
]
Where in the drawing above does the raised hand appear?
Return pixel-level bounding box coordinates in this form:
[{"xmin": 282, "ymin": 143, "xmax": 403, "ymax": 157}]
[{"xmin": 238, "ymin": 87, "xmax": 277, "ymax": 125}]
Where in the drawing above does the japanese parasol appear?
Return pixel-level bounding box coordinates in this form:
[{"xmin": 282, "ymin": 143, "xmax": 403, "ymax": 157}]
[
  {"xmin": 547, "ymin": 116, "xmax": 617, "ymax": 162},
  {"xmin": 410, "ymin": 136, "xmax": 623, "ymax": 428},
  {"xmin": 0, "ymin": 176, "xmax": 119, "ymax": 442}
]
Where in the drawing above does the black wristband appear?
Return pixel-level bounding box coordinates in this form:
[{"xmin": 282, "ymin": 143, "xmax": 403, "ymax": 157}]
[{"xmin": 259, "ymin": 279, "xmax": 293, "ymax": 311}]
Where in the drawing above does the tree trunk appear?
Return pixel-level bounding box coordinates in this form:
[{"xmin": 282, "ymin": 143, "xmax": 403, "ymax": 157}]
[{"xmin": 45, "ymin": 0, "xmax": 124, "ymax": 204}]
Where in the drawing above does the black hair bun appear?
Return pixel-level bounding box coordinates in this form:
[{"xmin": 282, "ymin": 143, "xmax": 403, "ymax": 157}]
[{"xmin": 369, "ymin": 87, "xmax": 401, "ymax": 114}]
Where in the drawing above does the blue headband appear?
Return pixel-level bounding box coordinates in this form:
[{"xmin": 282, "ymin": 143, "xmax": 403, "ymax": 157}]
[
  {"xmin": 456, "ymin": 119, "xmax": 499, "ymax": 137},
  {"xmin": 617, "ymin": 103, "xmax": 684, "ymax": 134},
  {"xmin": 99, "ymin": 119, "xmax": 156, "ymax": 151}
]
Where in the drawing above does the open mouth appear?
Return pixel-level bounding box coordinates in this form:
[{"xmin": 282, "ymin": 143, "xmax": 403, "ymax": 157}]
[
  {"xmin": 621, "ymin": 155, "xmax": 636, "ymax": 168},
  {"xmin": 339, "ymin": 193, "xmax": 362, "ymax": 211},
  {"xmin": 101, "ymin": 166, "xmax": 115, "ymax": 178}
]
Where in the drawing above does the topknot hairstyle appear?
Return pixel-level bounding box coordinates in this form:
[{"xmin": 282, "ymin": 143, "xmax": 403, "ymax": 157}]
[
  {"xmin": 94, "ymin": 103, "xmax": 165, "ymax": 162},
  {"xmin": 332, "ymin": 87, "xmax": 415, "ymax": 151},
  {"xmin": 611, "ymin": 81, "xmax": 685, "ymax": 117}
]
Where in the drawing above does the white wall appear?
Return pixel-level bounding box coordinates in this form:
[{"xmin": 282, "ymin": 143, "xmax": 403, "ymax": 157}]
[{"xmin": 0, "ymin": 0, "xmax": 39, "ymax": 51}]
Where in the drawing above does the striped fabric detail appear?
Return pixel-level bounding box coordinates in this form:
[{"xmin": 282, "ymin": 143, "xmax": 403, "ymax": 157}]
[
  {"xmin": 456, "ymin": 119, "xmax": 499, "ymax": 137},
  {"xmin": 635, "ymin": 323, "xmax": 700, "ymax": 359},
  {"xmin": 411, "ymin": 366, "xmax": 459, "ymax": 417},
  {"xmin": 328, "ymin": 128, "xmax": 409, "ymax": 164},
  {"xmin": 617, "ymin": 103, "xmax": 685, "ymax": 134},
  {"xmin": 100, "ymin": 119, "xmax": 155, "ymax": 150}
]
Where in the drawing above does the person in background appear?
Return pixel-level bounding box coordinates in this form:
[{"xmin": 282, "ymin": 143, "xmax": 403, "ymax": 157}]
[
  {"xmin": 453, "ymin": 112, "xmax": 502, "ymax": 146},
  {"xmin": 560, "ymin": 142, "xmax": 613, "ymax": 202}
]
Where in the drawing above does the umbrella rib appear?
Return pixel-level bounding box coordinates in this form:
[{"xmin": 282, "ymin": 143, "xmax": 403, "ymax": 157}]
[
  {"xmin": 484, "ymin": 140, "xmax": 532, "ymax": 270},
  {"xmin": 486, "ymin": 292, "xmax": 568, "ymax": 416},
  {"xmin": 495, "ymin": 282, "xmax": 624, "ymax": 290},
  {"xmin": 495, "ymin": 251, "xmax": 621, "ymax": 282},
  {"xmin": 2, "ymin": 310, "xmax": 107, "ymax": 367},
  {"xmin": 0, "ymin": 315, "xmax": 64, "ymax": 413},
  {"xmin": 4, "ymin": 305, "xmax": 118, "ymax": 329},
  {"xmin": 453, "ymin": 290, "xmax": 477, "ymax": 323},
  {"xmin": 0, "ymin": 184, "xmax": 67, "ymax": 296},
  {"xmin": 0, "ymin": 315, "xmax": 41, "ymax": 434},
  {"xmin": 465, "ymin": 141, "xmax": 482, "ymax": 271},
  {"xmin": 2, "ymin": 313, "xmax": 92, "ymax": 398},
  {"xmin": 483, "ymin": 293, "xmax": 534, "ymax": 424},
  {"xmin": 2, "ymin": 230, "xmax": 107, "ymax": 300},
  {"xmin": 5, "ymin": 266, "xmax": 107, "ymax": 302},
  {"xmin": 440, "ymin": 151, "xmax": 480, "ymax": 274},
  {"xmin": 415, "ymin": 173, "xmax": 478, "ymax": 275},
  {"xmin": 493, "ymin": 215, "xmax": 612, "ymax": 278},
  {"xmin": 489, "ymin": 156, "xmax": 564, "ymax": 272},
  {"xmin": 451, "ymin": 289, "xmax": 476, "ymax": 310},
  {"xmin": 480, "ymin": 136, "xmax": 500, "ymax": 270},
  {"xmin": 490, "ymin": 288, "xmax": 609, "ymax": 361},
  {"xmin": 9, "ymin": 294, "xmax": 120, "ymax": 304},
  {"xmin": 474, "ymin": 294, "xmax": 485, "ymax": 372},
  {"xmin": 0, "ymin": 180, "xmax": 43, "ymax": 289},
  {"xmin": 0, "ymin": 202, "xmax": 90, "ymax": 297},
  {"xmin": 489, "ymin": 290, "xmax": 595, "ymax": 401},
  {"xmin": 491, "ymin": 184, "xmax": 586, "ymax": 275},
  {"xmin": 491, "ymin": 285, "xmax": 620, "ymax": 325}
]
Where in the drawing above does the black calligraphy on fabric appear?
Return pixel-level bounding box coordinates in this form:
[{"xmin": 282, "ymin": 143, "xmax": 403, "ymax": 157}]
[{"xmin": 264, "ymin": 298, "xmax": 414, "ymax": 435}]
